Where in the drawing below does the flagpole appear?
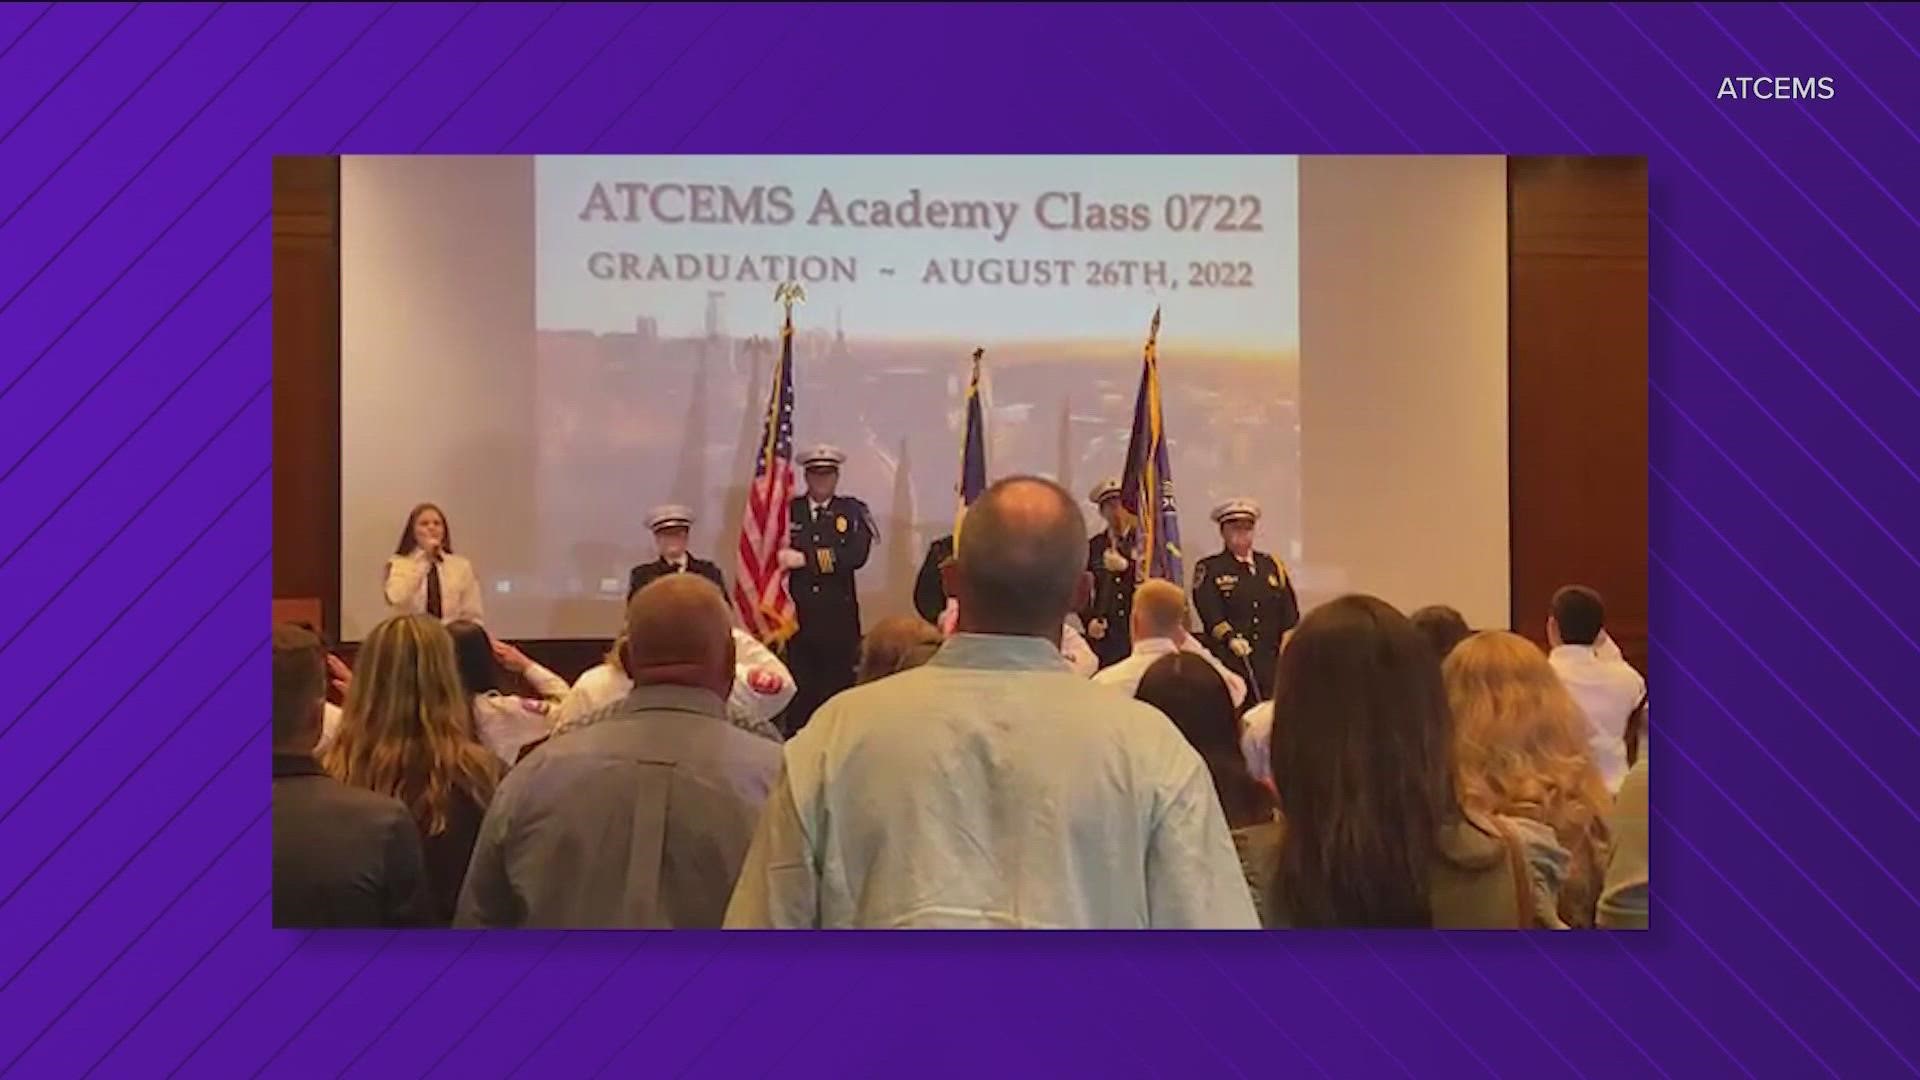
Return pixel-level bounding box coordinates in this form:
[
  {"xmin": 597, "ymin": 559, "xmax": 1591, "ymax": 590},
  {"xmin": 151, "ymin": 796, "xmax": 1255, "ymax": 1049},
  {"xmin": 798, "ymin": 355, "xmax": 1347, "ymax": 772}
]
[
  {"xmin": 954, "ymin": 346, "xmax": 985, "ymax": 548},
  {"xmin": 1134, "ymin": 306, "xmax": 1161, "ymax": 582}
]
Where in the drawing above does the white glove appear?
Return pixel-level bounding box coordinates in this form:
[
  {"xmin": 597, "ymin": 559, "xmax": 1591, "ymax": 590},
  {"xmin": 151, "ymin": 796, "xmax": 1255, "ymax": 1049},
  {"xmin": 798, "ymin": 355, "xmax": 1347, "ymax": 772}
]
[
  {"xmin": 1101, "ymin": 548, "xmax": 1129, "ymax": 574},
  {"xmin": 777, "ymin": 548, "xmax": 806, "ymax": 570},
  {"xmin": 1229, "ymin": 636, "xmax": 1252, "ymax": 658}
]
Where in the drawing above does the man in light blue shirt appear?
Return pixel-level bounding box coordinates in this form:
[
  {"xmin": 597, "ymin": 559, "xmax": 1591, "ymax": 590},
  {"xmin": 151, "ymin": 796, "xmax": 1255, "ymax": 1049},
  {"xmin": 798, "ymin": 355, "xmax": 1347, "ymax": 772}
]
[{"xmin": 726, "ymin": 476, "xmax": 1258, "ymax": 929}]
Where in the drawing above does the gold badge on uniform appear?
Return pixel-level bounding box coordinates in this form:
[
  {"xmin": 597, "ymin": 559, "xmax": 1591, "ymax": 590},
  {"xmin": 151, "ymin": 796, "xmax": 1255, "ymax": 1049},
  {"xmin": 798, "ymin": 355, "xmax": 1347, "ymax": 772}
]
[
  {"xmin": 836, "ymin": 516, "xmax": 848, "ymax": 533},
  {"xmin": 1268, "ymin": 573, "xmax": 1279, "ymax": 588}
]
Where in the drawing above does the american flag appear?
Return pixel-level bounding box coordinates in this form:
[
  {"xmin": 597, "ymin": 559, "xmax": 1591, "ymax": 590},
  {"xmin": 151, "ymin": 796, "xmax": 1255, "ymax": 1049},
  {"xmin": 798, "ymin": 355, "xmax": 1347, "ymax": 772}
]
[{"xmin": 733, "ymin": 308, "xmax": 798, "ymax": 644}]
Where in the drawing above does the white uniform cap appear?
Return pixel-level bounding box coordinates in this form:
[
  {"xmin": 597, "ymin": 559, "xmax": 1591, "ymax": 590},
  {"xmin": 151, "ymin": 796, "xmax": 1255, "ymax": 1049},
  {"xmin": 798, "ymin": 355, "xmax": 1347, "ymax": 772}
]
[
  {"xmin": 648, "ymin": 504, "xmax": 694, "ymax": 532},
  {"xmin": 800, "ymin": 444, "xmax": 846, "ymax": 470},
  {"xmin": 1210, "ymin": 498, "xmax": 1261, "ymax": 526},
  {"xmin": 1088, "ymin": 478, "xmax": 1122, "ymax": 506}
]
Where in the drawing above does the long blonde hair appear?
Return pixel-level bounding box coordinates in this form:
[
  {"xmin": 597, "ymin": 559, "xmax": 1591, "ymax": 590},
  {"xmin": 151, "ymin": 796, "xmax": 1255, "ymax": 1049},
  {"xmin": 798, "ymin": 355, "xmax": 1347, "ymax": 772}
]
[
  {"xmin": 1443, "ymin": 631, "xmax": 1612, "ymax": 926},
  {"xmin": 326, "ymin": 614, "xmax": 497, "ymax": 835}
]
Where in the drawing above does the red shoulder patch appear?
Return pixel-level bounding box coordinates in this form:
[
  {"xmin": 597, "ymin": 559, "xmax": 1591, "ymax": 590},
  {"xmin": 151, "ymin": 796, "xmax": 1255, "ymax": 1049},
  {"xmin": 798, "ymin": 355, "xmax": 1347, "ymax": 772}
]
[{"xmin": 746, "ymin": 669, "xmax": 783, "ymax": 695}]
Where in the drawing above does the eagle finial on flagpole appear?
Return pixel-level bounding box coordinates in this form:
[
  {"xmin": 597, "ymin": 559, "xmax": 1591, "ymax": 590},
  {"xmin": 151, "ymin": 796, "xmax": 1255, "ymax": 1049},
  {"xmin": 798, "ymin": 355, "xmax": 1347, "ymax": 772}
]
[
  {"xmin": 774, "ymin": 281, "xmax": 807, "ymax": 313},
  {"xmin": 1148, "ymin": 305, "xmax": 1162, "ymax": 344}
]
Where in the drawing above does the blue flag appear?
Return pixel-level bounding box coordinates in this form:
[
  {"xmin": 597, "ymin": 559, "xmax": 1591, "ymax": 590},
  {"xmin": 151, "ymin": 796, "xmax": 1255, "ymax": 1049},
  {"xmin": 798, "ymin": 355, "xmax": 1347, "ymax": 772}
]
[{"xmin": 1117, "ymin": 308, "xmax": 1182, "ymax": 583}]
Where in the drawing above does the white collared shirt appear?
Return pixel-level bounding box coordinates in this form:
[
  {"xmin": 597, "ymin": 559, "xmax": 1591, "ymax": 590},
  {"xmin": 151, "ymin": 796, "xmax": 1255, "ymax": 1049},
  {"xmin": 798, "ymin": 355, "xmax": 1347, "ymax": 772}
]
[
  {"xmin": 1549, "ymin": 633, "xmax": 1646, "ymax": 793},
  {"xmin": 383, "ymin": 551, "xmax": 485, "ymax": 624},
  {"xmin": 1241, "ymin": 701, "xmax": 1274, "ymax": 785},
  {"xmin": 1092, "ymin": 636, "xmax": 1248, "ymax": 707},
  {"xmin": 938, "ymin": 600, "xmax": 1097, "ymax": 678},
  {"xmin": 471, "ymin": 662, "xmax": 569, "ymax": 765},
  {"xmin": 550, "ymin": 629, "xmax": 795, "ymax": 742}
]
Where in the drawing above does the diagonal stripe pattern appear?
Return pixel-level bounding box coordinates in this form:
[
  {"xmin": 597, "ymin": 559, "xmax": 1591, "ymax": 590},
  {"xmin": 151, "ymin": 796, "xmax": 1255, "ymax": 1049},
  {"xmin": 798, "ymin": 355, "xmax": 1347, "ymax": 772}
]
[{"xmin": 0, "ymin": 2, "xmax": 1913, "ymax": 1076}]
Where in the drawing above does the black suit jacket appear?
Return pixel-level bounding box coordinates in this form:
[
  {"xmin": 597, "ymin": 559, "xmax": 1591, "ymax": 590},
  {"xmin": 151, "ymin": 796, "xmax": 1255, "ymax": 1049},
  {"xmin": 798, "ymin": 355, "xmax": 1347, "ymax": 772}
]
[
  {"xmin": 914, "ymin": 534, "xmax": 955, "ymax": 624},
  {"xmin": 628, "ymin": 556, "xmax": 727, "ymax": 602},
  {"xmin": 272, "ymin": 754, "xmax": 431, "ymax": 928}
]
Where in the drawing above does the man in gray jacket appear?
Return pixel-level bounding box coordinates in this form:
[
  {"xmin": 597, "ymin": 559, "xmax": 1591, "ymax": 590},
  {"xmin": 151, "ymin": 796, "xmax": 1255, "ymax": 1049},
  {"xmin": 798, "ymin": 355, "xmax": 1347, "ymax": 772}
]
[{"xmin": 455, "ymin": 576, "xmax": 780, "ymax": 928}]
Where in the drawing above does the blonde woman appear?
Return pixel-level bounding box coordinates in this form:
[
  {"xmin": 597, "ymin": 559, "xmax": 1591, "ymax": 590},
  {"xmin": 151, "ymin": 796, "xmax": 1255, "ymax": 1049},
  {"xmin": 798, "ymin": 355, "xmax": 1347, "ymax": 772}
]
[
  {"xmin": 324, "ymin": 614, "xmax": 498, "ymax": 925},
  {"xmin": 1444, "ymin": 631, "xmax": 1613, "ymax": 927}
]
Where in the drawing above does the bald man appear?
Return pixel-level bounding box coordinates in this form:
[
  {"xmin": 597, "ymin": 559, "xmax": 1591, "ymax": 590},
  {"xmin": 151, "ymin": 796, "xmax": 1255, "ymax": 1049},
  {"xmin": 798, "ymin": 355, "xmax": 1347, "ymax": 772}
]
[
  {"xmin": 456, "ymin": 576, "xmax": 781, "ymax": 928},
  {"xmin": 1091, "ymin": 579, "xmax": 1248, "ymax": 706},
  {"xmin": 727, "ymin": 476, "xmax": 1257, "ymax": 929}
]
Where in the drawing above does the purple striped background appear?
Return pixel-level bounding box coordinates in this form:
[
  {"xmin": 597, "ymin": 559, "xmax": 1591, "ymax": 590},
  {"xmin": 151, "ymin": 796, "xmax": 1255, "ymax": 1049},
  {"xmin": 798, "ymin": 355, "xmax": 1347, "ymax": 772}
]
[{"xmin": 0, "ymin": 1, "xmax": 1915, "ymax": 1074}]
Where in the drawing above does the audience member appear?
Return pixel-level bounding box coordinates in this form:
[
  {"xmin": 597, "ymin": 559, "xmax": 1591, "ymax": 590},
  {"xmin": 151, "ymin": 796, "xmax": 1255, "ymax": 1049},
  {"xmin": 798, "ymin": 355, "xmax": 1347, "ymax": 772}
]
[
  {"xmin": 726, "ymin": 476, "xmax": 1256, "ymax": 929},
  {"xmin": 912, "ymin": 535, "xmax": 956, "ymax": 624},
  {"xmin": 272, "ymin": 624, "xmax": 431, "ymax": 928},
  {"xmin": 1598, "ymin": 753, "xmax": 1649, "ymax": 929},
  {"xmin": 457, "ymin": 576, "xmax": 782, "ymax": 927},
  {"xmin": 551, "ymin": 621, "xmax": 794, "ymax": 741},
  {"xmin": 324, "ymin": 614, "xmax": 498, "ymax": 925},
  {"xmin": 857, "ymin": 616, "xmax": 945, "ymax": 684},
  {"xmin": 937, "ymin": 568, "xmax": 1100, "ymax": 677},
  {"xmin": 1239, "ymin": 699, "xmax": 1274, "ymax": 788},
  {"xmin": 1409, "ymin": 604, "xmax": 1472, "ymax": 660},
  {"xmin": 1093, "ymin": 579, "xmax": 1247, "ymax": 706},
  {"xmin": 1547, "ymin": 586, "xmax": 1647, "ymax": 793},
  {"xmin": 1134, "ymin": 652, "xmax": 1276, "ymax": 831},
  {"xmin": 1445, "ymin": 631, "xmax": 1612, "ymax": 927},
  {"xmin": 1241, "ymin": 595, "xmax": 1558, "ymax": 928},
  {"xmin": 446, "ymin": 620, "xmax": 569, "ymax": 766}
]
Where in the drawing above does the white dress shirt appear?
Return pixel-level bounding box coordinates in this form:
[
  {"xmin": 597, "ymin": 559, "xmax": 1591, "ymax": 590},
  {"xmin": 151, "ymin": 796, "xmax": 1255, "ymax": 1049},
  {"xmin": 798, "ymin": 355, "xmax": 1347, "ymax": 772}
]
[
  {"xmin": 319, "ymin": 702, "xmax": 344, "ymax": 755},
  {"xmin": 1549, "ymin": 631, "xmax": 1646, "ymax": 793},
  {"xmin": 1240, "ymin": 701, "xmax": 1274, "ymax": 785},
  {"xmin": 550, "ymin": 629, "xmax": 795, "ymax": 741},
  {"xmin": 725, "ymin": 634, "xmax": 1259, "ymax": 929},
  {"xmin": 938, "ymin": 599, "xmax": 1097, "ymax": 677},
  {"xmin": 383, "ymin": 551, "xmax": 485, "ymax": 624},
  {"xmin": 470, "ymin": 662, "xmax": 569, "ymax": 765},
  {"xmin": 1092, "ymin": 635, "xmax": 1248, "ymax": 707}
]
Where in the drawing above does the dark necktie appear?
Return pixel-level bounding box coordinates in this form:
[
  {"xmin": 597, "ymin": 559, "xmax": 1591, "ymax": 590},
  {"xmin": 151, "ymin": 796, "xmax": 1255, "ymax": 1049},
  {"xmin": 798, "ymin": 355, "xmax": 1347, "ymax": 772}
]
[{"xmin": 426, "ymin": 559, "xmax": 443, "ymax": 618}]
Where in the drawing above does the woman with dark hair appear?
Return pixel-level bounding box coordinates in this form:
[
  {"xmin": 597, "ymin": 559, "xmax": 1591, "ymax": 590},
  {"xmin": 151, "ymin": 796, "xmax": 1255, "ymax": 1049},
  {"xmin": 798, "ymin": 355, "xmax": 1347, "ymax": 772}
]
[
  {"xmin": 324, "ymin": 614, "xmax": 498, "ymax": 924},
  {"xmin": 1241, "ymin": 594, "xmax": 1561, "ymax": 928},
  {"xmin": 445, "ymin": 621, "xmax": 569, "ymax": 766},
  {"xmin": 384, "ymin": 503, "xmax": 484, "ymax": 623},
  {"xmin": 1134, "ymin": 652, "xmax": 1276, "ymax": 830},
  {"xmin": 1409, "ymin": 604, "xmax": 1472, "ymax": 660}
]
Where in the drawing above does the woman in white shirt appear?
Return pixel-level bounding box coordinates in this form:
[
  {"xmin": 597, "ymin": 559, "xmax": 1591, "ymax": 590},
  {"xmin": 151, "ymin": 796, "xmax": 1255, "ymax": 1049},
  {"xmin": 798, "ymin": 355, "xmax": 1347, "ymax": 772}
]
[
  {"xmin": 384, "ymin": 503, "xmax": 484, "ymax": 624},
  {"xmin": 551, "ymin": 627, "xmax": 795, "ymax": 742},
  {"xmin": 446, "ymin": 620, "xmax": 568, "ymax": 765}
]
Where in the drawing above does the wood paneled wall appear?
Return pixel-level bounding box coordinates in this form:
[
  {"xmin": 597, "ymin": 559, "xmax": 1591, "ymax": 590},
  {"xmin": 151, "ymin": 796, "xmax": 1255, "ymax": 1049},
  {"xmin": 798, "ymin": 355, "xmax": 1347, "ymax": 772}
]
[
  {"xmin": 272, "ymin": 156, "xmax": 341, "ymax": 641},
  {"xmin": 1507, "ymin": 156, "xmax": 1649, "ymax": 672}
]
